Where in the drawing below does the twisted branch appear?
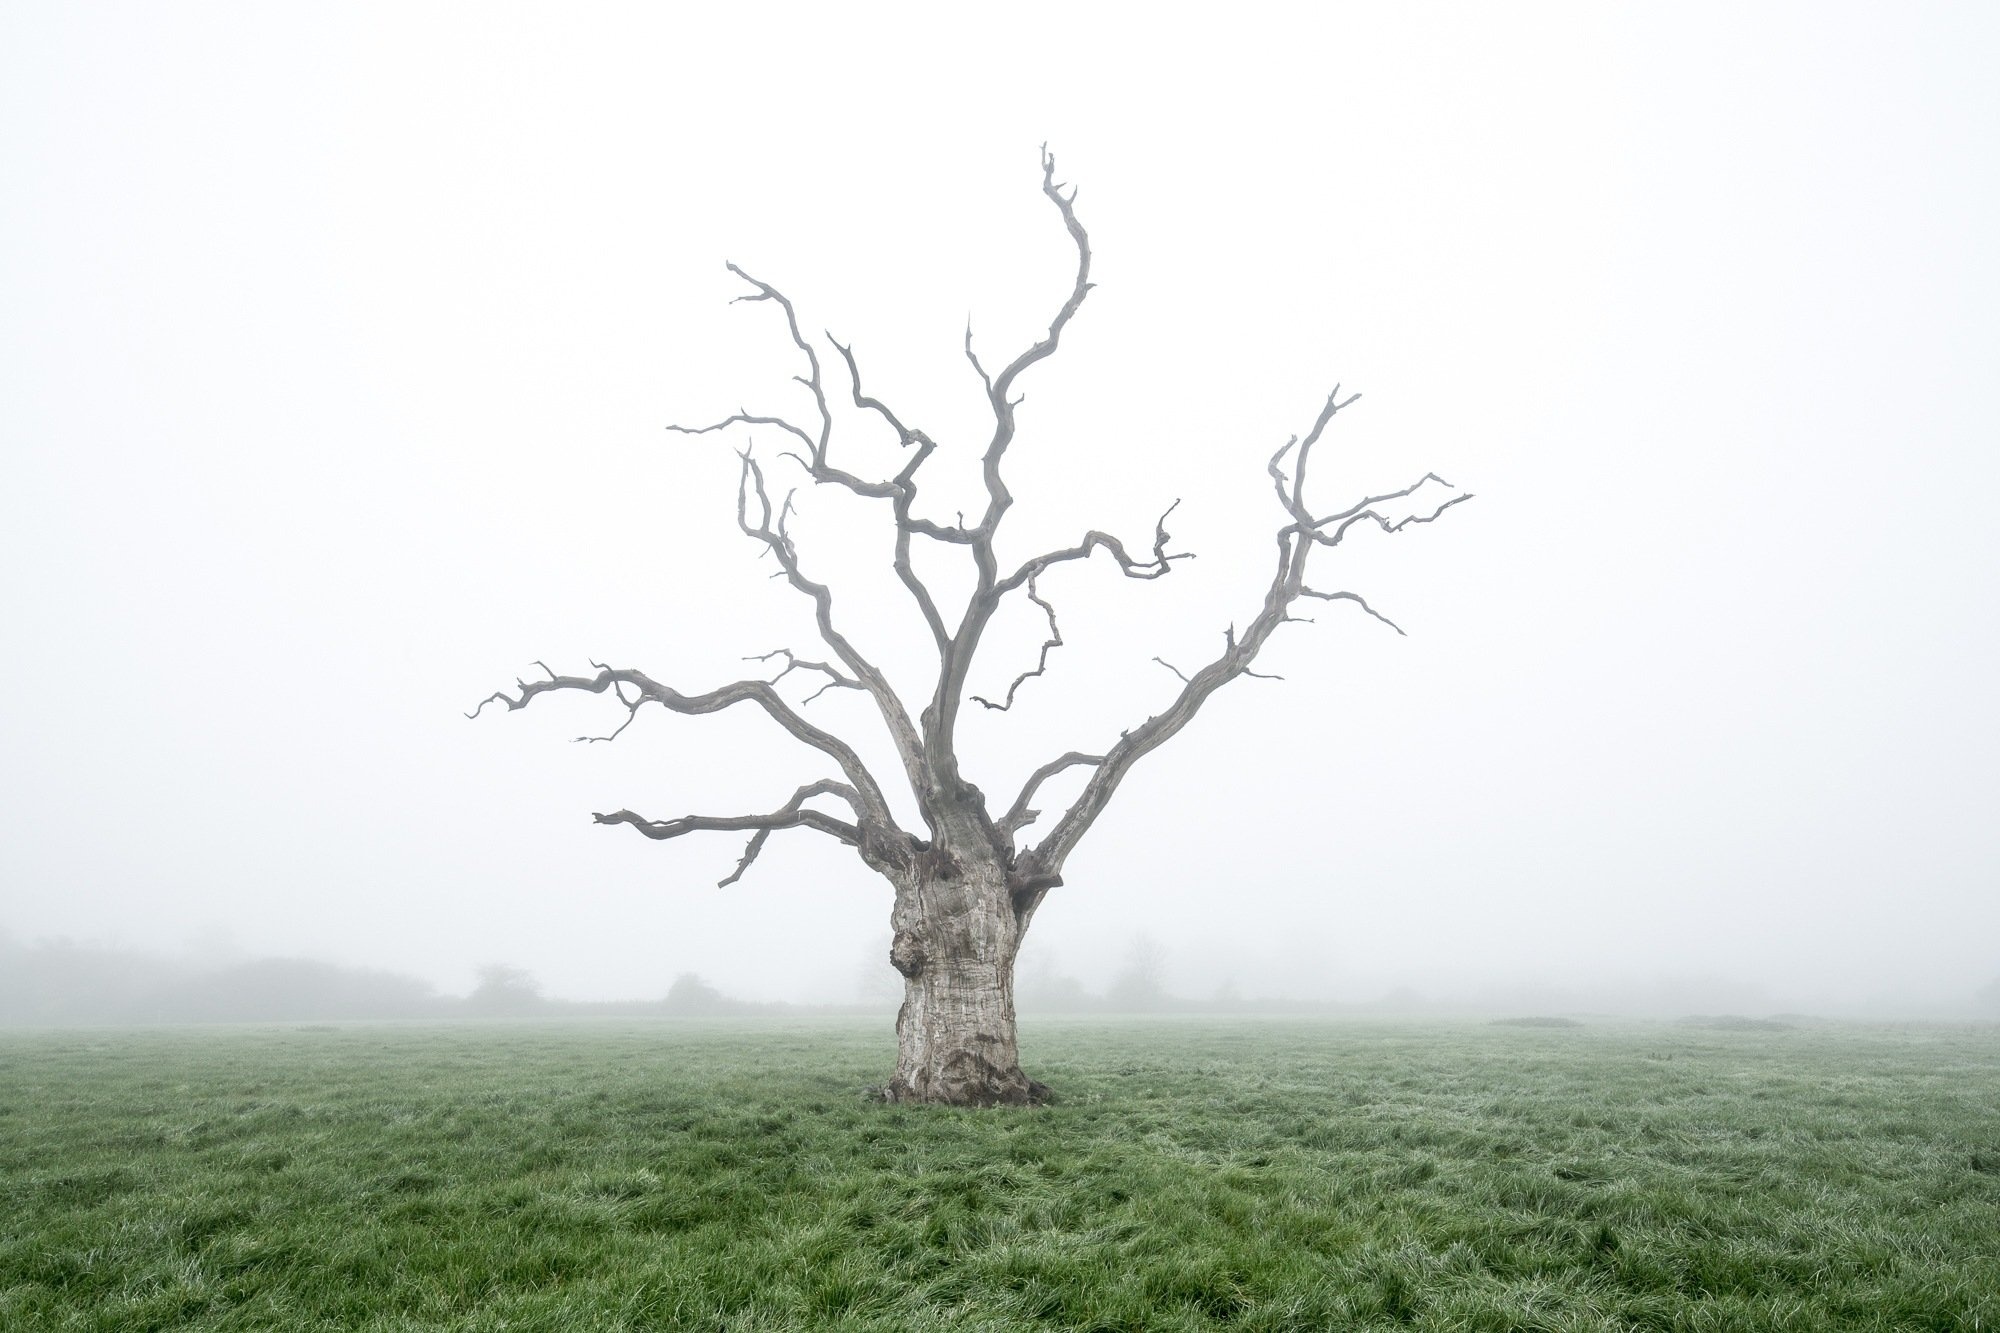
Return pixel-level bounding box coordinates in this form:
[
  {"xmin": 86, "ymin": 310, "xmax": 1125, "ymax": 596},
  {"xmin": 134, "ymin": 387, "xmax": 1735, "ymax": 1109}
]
[
  {"xmin": 1000, "ymin": 750, "xmax": 1104, "ymax": 837},
  {"xmin": 972, "ymin": 575, "xmax": 1063, "ymax": 711},
  {"xmin": 972, "ymin": 146, "xmax": 1095, "ymax": 537},
  {"xmin": 591, "ymin": 779, "xmax": 864, "ymax": 888},
  {"xmin": 1019, "ymin": 389, "xmax": 1471, "ymax": 879},
  {"xmin": 467, "ymin": 663, "xmax": 900, "ymax": 836},
  {"xmin": 994, "ymin": 498, "xmax": 1189, "ymax": 596}
]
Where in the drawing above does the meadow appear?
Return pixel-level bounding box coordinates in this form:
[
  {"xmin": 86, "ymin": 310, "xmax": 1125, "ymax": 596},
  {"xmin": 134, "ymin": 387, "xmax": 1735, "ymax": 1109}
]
[{"xmin": 2, "ymin": 1017, "xmax": 1996, "ymax": 1331}]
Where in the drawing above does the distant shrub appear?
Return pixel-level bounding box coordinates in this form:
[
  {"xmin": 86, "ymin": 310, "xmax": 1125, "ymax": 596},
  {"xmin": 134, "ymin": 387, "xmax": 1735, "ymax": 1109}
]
[
  {"xmin": 1489, "ymin": 1015, "xmax": 1583, "ymax": 1028},
  {"xmin": 662, "ymin": 973, "xmax": 729, "ymax": 1014},
  {"xmin": 465, "ymin": 964, "xmax": 545, "ymax": 1016}
]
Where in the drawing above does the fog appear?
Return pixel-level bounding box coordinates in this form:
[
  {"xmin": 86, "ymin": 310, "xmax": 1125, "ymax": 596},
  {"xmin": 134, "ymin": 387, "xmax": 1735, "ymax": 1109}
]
[{"xmin": 4, "ymin": 4, "xmax": 1996, "ymax": 1021}]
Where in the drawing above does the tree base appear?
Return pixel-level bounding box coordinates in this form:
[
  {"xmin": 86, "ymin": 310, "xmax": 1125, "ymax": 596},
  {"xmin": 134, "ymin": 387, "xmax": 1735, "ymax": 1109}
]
[{"xmin": 883, "ymin": 1053, "xmax": 1051, "ymax": 1107}]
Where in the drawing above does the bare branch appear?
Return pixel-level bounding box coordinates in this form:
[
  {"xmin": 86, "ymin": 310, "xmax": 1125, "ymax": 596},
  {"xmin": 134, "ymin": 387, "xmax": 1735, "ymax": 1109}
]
[
  {"xmin": 664, "ymin": 410, "xmax": 817, "ymax": 455},
  {"xmin": 971, "ymin": 576, "xmax": 1063, "ymax": 711},
  {"xmin": 724, "ymin": 263, "xmax": 831, "ymax": 457},
  {"xmin": 589, "ymin": 779, "xmax": 864, "ymax": 887},
  {"xmin": 573, "ymin": 686, "xmax": 643, "ymax": 743},
  {"xmin": 1019, "ymin": 392, "xmax": 1470, "ymax": 881},
  {"xmin": 824, "ymin": 337, "xmax": 974, "ymax": 546},
  {"xmin": 1000, "ymin": 750, "xmax": 1104, "ymax": 837},
  {"xmin": 468, "ymin": 662, "xmax": 901, "ymax": 836},
  {"xmin": 685, "ymin": 267, "xmax": 929, "ymax": 511},
  {"xmin": 965, "ymin": 320, "xmax": 994, "ymax": 397},
  {"xmin": 1267, "ymin": 439, "xmax": 1299, "ymax": 515},
  {"xmin": 1299, "ymin": 588, "xmax": 1407, "ymax": 636},
  {"xmin": 747, "ymin": 648, "xmax": 866, "ymax": 702},
  {"xmin": 971, "ymin": 146, "xmax": 1095, "ymax": 537},
  {"xmin": 717, "ymin": 829, "xmax": 774, "ymax": 887},
  {"xmin": 994, "ymin": 498, "xmax": 1189, "ymax": 595},
  {"xmin": 732, "ymin": 449, "xmax": 935, "ymax": 818},
  {"xmin": 1285, "ymin": 386, "xmax": 1360, "ymax": 520},
  {"xmin": 827, "ymin": 334, "xmax": 918, "ymax": 446},
  {"xmin": 1312, "ymin": 474, "xmax": 1470, "ymax": 545}
]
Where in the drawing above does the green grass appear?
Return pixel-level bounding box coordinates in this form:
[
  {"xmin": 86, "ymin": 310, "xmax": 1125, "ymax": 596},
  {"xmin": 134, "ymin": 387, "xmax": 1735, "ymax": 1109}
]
[{"xmin": 3, "ymin": 1018, "xmax": 1997, "ymax": 1331}]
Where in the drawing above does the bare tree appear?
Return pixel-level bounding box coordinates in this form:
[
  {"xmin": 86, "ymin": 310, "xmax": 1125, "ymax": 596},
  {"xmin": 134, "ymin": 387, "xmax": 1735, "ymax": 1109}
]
[{"xmin": 471, "ymin": 151, "xmax": 1470, "ymax": 1104}]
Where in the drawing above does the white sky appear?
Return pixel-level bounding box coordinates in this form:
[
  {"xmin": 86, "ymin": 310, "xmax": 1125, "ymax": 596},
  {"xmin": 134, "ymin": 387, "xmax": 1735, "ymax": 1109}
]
[{"xmin": 3, "ymin": 2, "xmax": 1996, "ymax": 1011}]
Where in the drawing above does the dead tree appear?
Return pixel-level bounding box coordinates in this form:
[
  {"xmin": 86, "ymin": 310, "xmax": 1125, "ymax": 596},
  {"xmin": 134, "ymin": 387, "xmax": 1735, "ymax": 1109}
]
[{"xmin": 471, "ymin": 151, "xmax": 1470, "ymax": 1105}]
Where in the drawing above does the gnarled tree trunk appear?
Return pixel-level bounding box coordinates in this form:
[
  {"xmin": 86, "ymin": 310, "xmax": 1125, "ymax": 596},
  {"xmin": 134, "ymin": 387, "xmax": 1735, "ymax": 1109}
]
[{"xmin": 885, "ymin": 846, "xmax": 1047, "ymax": 1105}]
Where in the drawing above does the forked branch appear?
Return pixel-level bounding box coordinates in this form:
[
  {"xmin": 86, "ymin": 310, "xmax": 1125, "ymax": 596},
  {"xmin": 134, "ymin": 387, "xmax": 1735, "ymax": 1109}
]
[
  {"xmin": 1019, "ymin": 389, "xmax": 1471, "ymax": 878},
  {"xmin": 747, "ymin": 648, "xmax": 866, "ymax": 704},
  {"xmin": 467, "ymin": 662, "xmax": 901, "ymax": 837},
  {"xmin": 1000, "ymin": 750, "xmax": 1105, "ymax": 837},
  {"xmin": 592, "ymin": 779, "xmax": 865, "ymax": 888},
  {"xmin": 994, "ymin": 498, "xmax": 1189, "ymax": 596},
  {"xmin": 732, "ymin": 450, "xmax": 932, "ymax": 807}
]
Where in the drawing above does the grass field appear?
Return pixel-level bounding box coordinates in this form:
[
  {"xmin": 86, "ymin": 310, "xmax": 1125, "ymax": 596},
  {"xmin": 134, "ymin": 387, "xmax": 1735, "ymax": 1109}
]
[{"xmin": 3, "ymin": 1017, "xmax": 1996, "ymax": 1331}]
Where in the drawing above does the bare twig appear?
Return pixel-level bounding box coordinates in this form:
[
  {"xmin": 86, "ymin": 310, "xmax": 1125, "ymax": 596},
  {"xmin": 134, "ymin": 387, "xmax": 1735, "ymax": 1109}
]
[
  {"xmin": 972, "ymin": 576, "xmax": 1063, "ymax": 711},
  {"xmin": 965, "ymin": 320, "xmax": 994, "ymax": 397},
  {"xmin": 747, "ymin": 648, "xmax": 866, "ymax": 703},
  {"xmin": 1298, "ymin": 588, "xmax": 1407, "ymax": 636}
]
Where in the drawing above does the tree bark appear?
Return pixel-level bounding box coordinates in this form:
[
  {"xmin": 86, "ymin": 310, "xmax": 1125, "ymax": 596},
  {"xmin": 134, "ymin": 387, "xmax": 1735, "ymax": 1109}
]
[{"xmin": 884, "ymin": 847, "xmax": 1047, "ymax": 1106}]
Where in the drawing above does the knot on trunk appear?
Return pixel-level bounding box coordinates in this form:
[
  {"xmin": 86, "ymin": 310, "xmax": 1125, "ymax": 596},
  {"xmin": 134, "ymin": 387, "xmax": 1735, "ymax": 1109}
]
[{"xmin": 889, "ymin": 929, "xmax": 927, "ymax": 979}]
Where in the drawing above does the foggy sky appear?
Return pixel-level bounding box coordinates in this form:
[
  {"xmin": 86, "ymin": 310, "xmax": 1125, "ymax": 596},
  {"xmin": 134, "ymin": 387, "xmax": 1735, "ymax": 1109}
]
[{"xmin": 3, "ymin": 3, "xmax": 1996, "ymax": 1014}]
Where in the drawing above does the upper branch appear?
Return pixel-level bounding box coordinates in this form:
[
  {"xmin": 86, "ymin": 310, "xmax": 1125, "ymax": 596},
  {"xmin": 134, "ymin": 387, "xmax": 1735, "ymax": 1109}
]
[
  {"xmin": 993, "ymin": 498, "xmax": 1189, "ymax": 596},
  {"xmin": 1314, "ymin": 482, "xmax": 1476, "ymax": 546},
  {"xmin": 667, "ymin": 261, "xmax": 977, "ymax": 797},
  {"xmin": 923, "ymin": 157, "xmax": 1166, "ymax": 784},
  {"xmin": 1019, "ymin": 390, "xmax": 1471, "ymax": 879},
  {"xmin": 734, "ymin": 451, "xmax": 937, "ymax": 818},
  {"xmin": 973, "ymin": 145, "xmax": 1094, "ymax": 536},
  {"xmin": 826, "ymin": 338, "xmax": 975, "ymax": 546},
  {"xmin": 685, "ymin": 264, "xmax": 964, "ymax": 529}
]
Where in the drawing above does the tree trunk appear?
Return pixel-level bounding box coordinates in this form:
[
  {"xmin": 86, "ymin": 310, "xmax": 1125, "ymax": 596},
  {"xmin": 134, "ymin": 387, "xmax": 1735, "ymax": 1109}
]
[{"xmin": 884, "ymin": 851, "xmax": 1047, "ymax": 1106}]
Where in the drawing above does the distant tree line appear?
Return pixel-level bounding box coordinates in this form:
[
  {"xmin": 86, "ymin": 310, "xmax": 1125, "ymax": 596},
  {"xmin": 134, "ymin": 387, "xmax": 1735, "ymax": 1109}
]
[
  {"xmin": 8, "ymin": 931, "xmax": 1995, "ymax": 1025},
  {"xmin": 0, "ymin": 934, "xmax": 781, "ymax": 1026},
  {"xmin": 0, "ymin": 935, "xmax": 447, "ymax": 1025},
  {"xmin": 0, "ymin": 929, "xmax": 1228, "ymax": 1025}
]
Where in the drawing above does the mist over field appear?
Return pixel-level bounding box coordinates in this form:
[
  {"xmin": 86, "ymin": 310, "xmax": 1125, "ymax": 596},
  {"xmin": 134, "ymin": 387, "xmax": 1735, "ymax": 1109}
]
[
  {"xmin": 5, "ymin": 928, "xmax": 1996, "ymax": 1027},
  {"xmin": 4, "ymin": 4, "xmax": 1998, "ymax": 1022}
]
